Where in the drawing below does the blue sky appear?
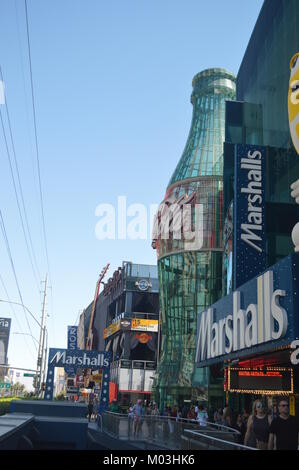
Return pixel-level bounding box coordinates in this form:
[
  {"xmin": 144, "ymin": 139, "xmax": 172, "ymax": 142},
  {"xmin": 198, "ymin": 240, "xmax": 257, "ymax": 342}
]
[{"xmin": 0, "ymin": 0, "xmax": 263, "ymax": 386}]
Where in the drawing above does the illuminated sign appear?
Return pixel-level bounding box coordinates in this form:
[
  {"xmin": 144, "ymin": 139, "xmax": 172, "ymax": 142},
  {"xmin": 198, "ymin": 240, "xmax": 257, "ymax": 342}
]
[
  {"xmin": 135, "ymin": 333, "xmax": 152, "ymax": 344},
  {"xmin": 131, "ymin": 319, "xmax": 158, "ymax": 332},
  {"xmin": 227, "ymin": 367, "xmax": 293, "ymax": 395},
  {"xmin": 195, "ymin": 254, "xmax": 299, "ymax": 367},
  {"xmin": 234, "ymin": 144, "xmax": 266, "ymax": 288},
  {"xmin": 135, "ymin": 279, "xmax": 152, "ymax": 291},
  {"xmin": 104, "ymin": 321, "xmax": 120, "ymax": 339},
  {"xmin": 196, "ymin": 270, "xmax": 287, "ymax": 363}
]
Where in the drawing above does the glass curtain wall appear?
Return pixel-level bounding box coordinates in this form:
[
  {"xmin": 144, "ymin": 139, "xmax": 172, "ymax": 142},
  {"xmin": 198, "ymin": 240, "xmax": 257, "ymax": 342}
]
[{"xmin": 153, "ymin": 69, "xmax": 236, "ymax": 407}]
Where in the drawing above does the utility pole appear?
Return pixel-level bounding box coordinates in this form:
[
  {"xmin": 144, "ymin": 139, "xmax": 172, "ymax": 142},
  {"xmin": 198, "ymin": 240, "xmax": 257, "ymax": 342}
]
[{"xmin": 35, "ymin": 274, "xmax": 48, "ymax": 395}]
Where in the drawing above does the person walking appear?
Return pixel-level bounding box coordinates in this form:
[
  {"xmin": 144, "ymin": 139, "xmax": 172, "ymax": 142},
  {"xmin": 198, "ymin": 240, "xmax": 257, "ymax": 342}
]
[
  {"xmin": 92, "ymin": 395, "xmax": 99, "ymax": 422},
  {"xmin": 235, "ymin": 414, "xmax": 247, "ymax": 445},
  {"xmin": 128, "ymin": 403, "xmax": 134, "ymax": 437},
  {"xmin": 87, "ymin": 396, "xmax": 94, "ymax": 422},
  {"xmin": 214, "ymin": 408, "xmax": 223, "ymax": 426},
  {"xmin": 133, "ymin": 399, "xmax": 143, "ymax": 438},
  {"xmin": 244, "ymin": 400, "xmax": 271, "ymax": 449},
  {"xmin": 196, "ymin": 405, "xmax": 208, "ymax": 427},
  {"xmin": 150, "ymin": 403, "xmax": 159, "ymax": 440},
  {"xmin": 268, "ymin": 398, "xmax": 299, "ymax": 450},
  {"xmin": 222, "ymin": 406, "xmax": 233, "ymax": 428}
]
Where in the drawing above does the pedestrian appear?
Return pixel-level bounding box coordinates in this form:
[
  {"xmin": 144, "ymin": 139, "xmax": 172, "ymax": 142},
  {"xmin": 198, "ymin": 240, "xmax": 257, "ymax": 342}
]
[
  {"xmin": 268, "ymin": 397, "xmax": 299, "ymax": 450},
  {"xmin": 196, "ymin": 405, "xmax": 208, "ymax": 426},
  {"xmin": 223, "ymin": 406, "xmax": 233, "ymax": 427},
  {"xmin": 235, "ymin": 414, "xmax": 246, "ymax": 444},
  {"xmin": 182, "ymin": 404, "xmax": 188, "ymax": 419},
  {"xmin": 92, "ymin": 395, "xmax": 98, "ymax": 421},
  {"xmin": 133, "ymin": 399, "xmax": 143, "ymax": 437},
  {"xmin": 149, "ymin": 403, "xmax": 159, "ymax": 440},
  {"xmin": 176, "ymin": 407, "xmax": 182, "ymax": 422},
  {"xmin": 187, "ymin": 406, "xmax": 196, "ymax": 422},
  {"xmin": 87, "ymin": 396, "xmax": 94, "ymax": 422},
  {"xmin": 242, "ymin": 409, "xmax": 250, "ymax": 427},
  {"xmin": 244, "ymin": 400, "xmax": 271, "ymax": 449},
  {"xmin": 128, "ymin": 403, "xmax": 134, "ymax": 437},
  {"xmin": 214, "ymin": 408, "xmax": 223, "ymax": 426}
]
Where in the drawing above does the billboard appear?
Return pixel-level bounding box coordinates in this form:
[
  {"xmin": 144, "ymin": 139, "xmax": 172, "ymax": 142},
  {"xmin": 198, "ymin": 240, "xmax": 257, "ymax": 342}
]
[
  {"xmin": 0, "ymin": 318, "xmax": 11, "ymax": 374},
  {"xmin": 233, "ymin": 144, "xmax": 266, "ymax": 289},
  {"xmin": 131, "ymin": 319, "xmax": 158, "ymax": 332},
  {"xmin": 104, "ymin": 321, "xmax": 120, "ymax": 339},
  {"xmin": 228, "ymin": 367, "xmax": 293, "ymax": 395},
  {"xmin": 196, "ymin": 254, "xmax": 299, "ymax": 367}
]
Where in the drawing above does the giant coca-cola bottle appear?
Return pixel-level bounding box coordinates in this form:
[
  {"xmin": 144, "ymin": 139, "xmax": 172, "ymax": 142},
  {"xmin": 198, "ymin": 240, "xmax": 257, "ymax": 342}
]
[{"xmin": 152, "ymin": 68, "xmax": 236, "ymax": 407}]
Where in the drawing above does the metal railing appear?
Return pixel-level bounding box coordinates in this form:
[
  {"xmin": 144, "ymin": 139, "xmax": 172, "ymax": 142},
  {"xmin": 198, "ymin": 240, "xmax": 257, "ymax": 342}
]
[
  {"xmin": 101, "ymin": 412, "xmax": 253, "ymax": 450},
  {"xmin": 183, "ymin": 429, "xmax": 257, "ymax": 450}
]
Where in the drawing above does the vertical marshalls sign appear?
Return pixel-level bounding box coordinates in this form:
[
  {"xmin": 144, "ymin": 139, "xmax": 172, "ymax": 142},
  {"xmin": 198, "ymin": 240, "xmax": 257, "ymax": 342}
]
[
  {"xmin": 233, "ymin": 144, "xmax": 266, "ymax": 289},
  {"xmin": 65, "ymin": 325, "xmax": 78, "ymax": 375}
]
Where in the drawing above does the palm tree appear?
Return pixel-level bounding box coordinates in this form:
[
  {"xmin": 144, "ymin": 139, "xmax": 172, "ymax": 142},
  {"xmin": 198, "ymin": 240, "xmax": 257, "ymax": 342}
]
[{"xmin": 11, "ymin": 382, "xmax": 26, "ymax": 396}]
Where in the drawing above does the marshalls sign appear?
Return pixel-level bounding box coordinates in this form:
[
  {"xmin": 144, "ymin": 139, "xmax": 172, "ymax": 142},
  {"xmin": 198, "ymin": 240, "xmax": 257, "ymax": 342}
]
[
  {"xmin": 196, "ymin": 254, "xmax": 299, "ymax": 367},
  {"xmin": 233, "ymin": 144, "xmax": 266, "ymax": 288}
]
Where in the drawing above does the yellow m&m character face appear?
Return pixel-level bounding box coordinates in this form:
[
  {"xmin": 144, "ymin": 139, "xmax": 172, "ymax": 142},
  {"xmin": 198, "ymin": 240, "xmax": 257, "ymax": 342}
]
[{"xmin": 289, "ymin": 53, "xmax": 299, "ymax": 154}]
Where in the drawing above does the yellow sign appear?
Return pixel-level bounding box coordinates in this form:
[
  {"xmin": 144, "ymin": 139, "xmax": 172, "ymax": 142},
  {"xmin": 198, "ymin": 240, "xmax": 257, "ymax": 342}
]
[
  {"xmin": 288, "ymin": 53, "xmax": 299, "ymax": 154},
  {"xmin": 289, "ymin": 395, "xmax": 295, "ymax": 416},
  {"xmin": 104, "ymin": 321, "xmax": 120, "ymax": 339},
  {"xmin": 131, "ymin": 319, "xmax": 158, "ymax": 332},
  {"xmin": 91, "ymin": 373, "xmax": 103, "ymax": 383}
]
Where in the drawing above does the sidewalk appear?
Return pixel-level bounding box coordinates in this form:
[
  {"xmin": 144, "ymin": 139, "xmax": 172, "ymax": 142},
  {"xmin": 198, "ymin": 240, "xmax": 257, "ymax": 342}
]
[{"xmin": 87, "ymin": 423, "xmax": 166, "ymax": 450}]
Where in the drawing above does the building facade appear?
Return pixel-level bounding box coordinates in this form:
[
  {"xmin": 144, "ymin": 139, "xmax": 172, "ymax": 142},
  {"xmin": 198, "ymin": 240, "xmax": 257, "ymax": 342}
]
[
  {"xmin": 152, "ymin": 69, "xmax": 236, "ymax": 408},
  {"xmin": 196, "ymin": 0, "xmax": 299, "ymax": 415},
  {"xmin": 82, "ymin": 262, "xmax": 159, "ymax": 407}
]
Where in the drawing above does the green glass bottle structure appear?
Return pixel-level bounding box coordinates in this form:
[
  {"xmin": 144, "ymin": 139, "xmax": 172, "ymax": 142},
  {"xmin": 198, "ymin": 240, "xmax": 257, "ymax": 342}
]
[{"xmin": 152, "ymin": 68, "xmax": 236, "ymax": 407}]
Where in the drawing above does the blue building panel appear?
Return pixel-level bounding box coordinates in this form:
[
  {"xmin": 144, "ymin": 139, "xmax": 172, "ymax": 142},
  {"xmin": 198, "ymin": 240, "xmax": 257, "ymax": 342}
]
[
  {"xmin": 196, "ymin": 253, "xmax": 299, "ymax": 367},
  {"xmin": 233, "ymin": 144, "xmax": 266, "ymax": 288}
]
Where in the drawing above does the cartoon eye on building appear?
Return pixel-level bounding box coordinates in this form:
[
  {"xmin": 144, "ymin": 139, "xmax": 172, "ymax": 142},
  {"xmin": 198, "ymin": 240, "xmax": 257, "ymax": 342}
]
[{"xmin": 288, "ymin": 52, "xmax": 299, "ymax": 154}]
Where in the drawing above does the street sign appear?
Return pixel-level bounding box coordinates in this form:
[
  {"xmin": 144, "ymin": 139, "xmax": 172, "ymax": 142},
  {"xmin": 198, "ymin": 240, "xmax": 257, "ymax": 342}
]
[
  {"xmin": 0, "ymin": 383, "xmax": 11, "ymax": 389},
  {"xmin": 23, "ymin": 373, "xmax": 35, "ymax": 377}
]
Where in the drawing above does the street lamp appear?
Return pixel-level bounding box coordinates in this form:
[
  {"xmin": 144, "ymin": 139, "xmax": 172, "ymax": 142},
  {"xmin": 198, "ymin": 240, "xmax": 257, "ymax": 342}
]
[{"xmin": 0, "ymin": 299, "xmax": 48, "ymax": 396}]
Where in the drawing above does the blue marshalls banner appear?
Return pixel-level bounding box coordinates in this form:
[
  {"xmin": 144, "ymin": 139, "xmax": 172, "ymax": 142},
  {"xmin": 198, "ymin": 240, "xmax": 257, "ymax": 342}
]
[
  {"xmin": 233, "ymin": 144, "xmax": 266, "ymax": 289},
  {"xmin": 44, "ymin": 348, "xmax": 111, "ymax": 414}
]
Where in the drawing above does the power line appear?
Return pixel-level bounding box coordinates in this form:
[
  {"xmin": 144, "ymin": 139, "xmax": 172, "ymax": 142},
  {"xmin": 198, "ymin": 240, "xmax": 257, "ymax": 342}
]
[
  {"xmin": 0, "ymin": 67, "xmax": 42, "ymax": 293},
  {"xmin": 24, "ymin": 0, "xmax": 51, "ymax": 279},
  {"xmin": 0, "ymin": 108, "xmax": 40, "ymax": 296},
  {"xmin": 24, "ymin": 0, "xmax": 55, "ymax": 343},
  {"xmin": 0, "ymin": 209, "xmax": 37, "ymax": 351}
]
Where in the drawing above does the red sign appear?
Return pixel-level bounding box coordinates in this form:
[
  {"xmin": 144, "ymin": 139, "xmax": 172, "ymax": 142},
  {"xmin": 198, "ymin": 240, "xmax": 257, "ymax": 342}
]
[
  {"xmin": 109, "ymin": 382, "xmax": 118, "ymax": 403},
  {"xmin": 135, "ymin": 333, "xmax": 152, "ymax": 344}
]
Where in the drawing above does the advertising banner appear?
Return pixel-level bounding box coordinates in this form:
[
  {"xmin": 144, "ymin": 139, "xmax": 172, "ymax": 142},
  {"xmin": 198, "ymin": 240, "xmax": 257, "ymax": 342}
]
[
  {"xmin": 196, "ymin": 254, "xmax": 299, "ymax": 367},
  {"xmin": 45, "ymin": 348, "xmax": 111, "ymax": 414},
  {"xmin": 65, "ymin": 326, "xmax": 78, "ymax": 375},
  {"xmin": 131, "ymin": 319, "xmax": 158, "ymax": 332},
  {"xmin": 227, "ymin": 367, "xmax": 293, "ymax": 394},
  {"xmin": 0, "ymin": 318, "xmax": 11, "ymax": 375},
  {"xmin": 104, "ymin": 321, "xmax": 120, "ymax": 339},
  {"xmin": 233, "ymin": 144, "xmax": 266, "ymax": 289}
]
